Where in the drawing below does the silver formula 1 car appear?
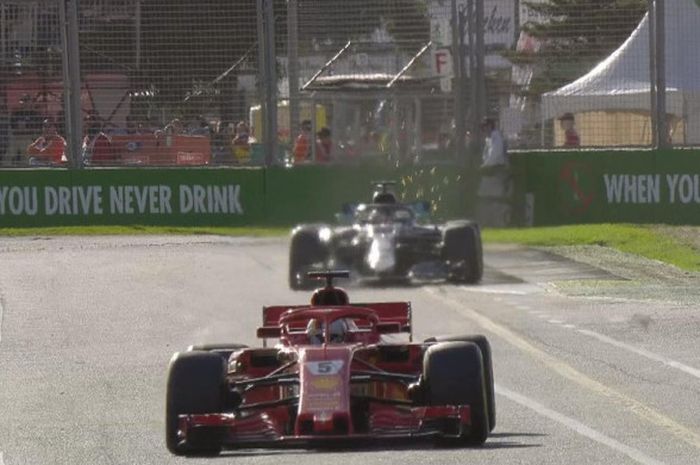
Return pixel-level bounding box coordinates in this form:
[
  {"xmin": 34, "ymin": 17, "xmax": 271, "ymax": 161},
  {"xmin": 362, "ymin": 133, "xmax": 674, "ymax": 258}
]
[{"xmin": 289, "ymin": 183, "xmax": 483, "ymax": 289}]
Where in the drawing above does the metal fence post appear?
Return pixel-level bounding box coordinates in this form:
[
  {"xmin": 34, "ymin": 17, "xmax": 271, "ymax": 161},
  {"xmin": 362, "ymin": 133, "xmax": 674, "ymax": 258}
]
[
  {"xmin": 474, "ymin": 0, "xmax": 485, "ymax": 132},
  {"xmin": 135, "ymin": 0, "xmax": 142, "ymax": 70},
  {"xmin": 654, "ymin": 0, "xmax": 667, "ymax": 149},
  {"xmin": 264, "ymin": 0, "xmax": 278, "ymax": 165},
  {"xmin": 256, "ymin": 0, "xmax": 268, "ymax": 157},
  {"xmin": 648, "ymin": 0, "xmax": 658, "ymax": 147},
  {"xmin": 287, "ymin": 0, "xmax": 300, "ymax": 149},
  {"xmin": 451, "ymin": 0, "xmax": 465, "ymax": 163},
  {"xmin": 59, "ymin": 0, "xmax": 72, "ymax": 156},
  {"xmin": 467, "ymin": 0, "xmax": 486, "ymax": 164},
  {"xmin": 60, "ymin": 0, "xmax": 83, "ymax": 169}
]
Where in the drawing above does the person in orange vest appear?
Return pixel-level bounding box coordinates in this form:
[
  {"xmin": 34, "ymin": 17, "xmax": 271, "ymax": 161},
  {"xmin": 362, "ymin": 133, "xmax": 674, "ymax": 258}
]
[
  {"xmin": 293, "ymin": 119, "xmax": 312, "ymax": 163},
  {"xmin": 231, "ymin": 121, "xmax": 254, "ymax": 164},
  {"xmin": 26, "ymin": 119, "xmax": 66, "ymax": 165}
]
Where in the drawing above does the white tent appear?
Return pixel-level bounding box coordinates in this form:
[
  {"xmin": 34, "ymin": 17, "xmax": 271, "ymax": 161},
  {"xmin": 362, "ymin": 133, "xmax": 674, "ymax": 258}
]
[{"xmin": 541, "ymin": 0, "xmax": 700, "ymax": 144}]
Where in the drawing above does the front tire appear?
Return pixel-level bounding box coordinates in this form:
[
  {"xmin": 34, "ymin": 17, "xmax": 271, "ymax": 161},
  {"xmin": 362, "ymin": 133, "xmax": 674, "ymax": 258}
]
[
  {"xmin": 289, "ymin": 227, "xmax": 328, "ymax": 290},
  {"xmin": 166, "ymin": 351, "xmax": 226, "ymax": 456},
  {"xmin": 187, "ymin": 343, "xmax": 248, "ymax": 362},
  {"xmin": 423, "ymin": 341, "xmax": 489, "ymax": 446},
  {"xmin": 442, "ymin": 221, "xmax": 483, "ymax": 284},
  {"xmin": 424, "ymin": 334, "xmax": 495, "ymax": 431}
]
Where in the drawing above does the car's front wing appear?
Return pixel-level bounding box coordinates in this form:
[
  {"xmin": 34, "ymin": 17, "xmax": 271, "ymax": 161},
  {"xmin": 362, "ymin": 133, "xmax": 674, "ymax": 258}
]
[{"xmin": 177, "ymin": 404, "xmax": 471, "ymax": 448}]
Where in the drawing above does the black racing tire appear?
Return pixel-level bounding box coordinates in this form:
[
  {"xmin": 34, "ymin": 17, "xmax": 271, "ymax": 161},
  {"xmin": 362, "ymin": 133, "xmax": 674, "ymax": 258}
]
[
  {"xmin": 423, "ymin": 341, "xmax": 489, "ymax": 446},
  {"xmin": 424, "ymin": 334, "xmax": 495, "ymax": 431},
  {"xmin": 166, "ymin": 351, "xmax": 226, "ymax": 456},
  {"xmin": 187, "ymin": 343, "xmax": 248, "ymax": 363},
  {"xmin": 442, "ymin": 222, "xmax": 483, "ymax": 284},
  {"xmin": 289, "ymin": 227, "xmax": 329, "ymax": 290}
]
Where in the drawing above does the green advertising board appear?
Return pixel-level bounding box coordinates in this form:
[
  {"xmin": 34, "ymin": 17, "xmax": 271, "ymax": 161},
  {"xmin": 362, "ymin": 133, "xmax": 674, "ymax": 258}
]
[
  {"xmin": 0, "ymin": 168, "xmax": 266, "ymax": 227},
  {"xmin": 0, "ymin": 164, "xmax": 475, "ymax": 228},
  {"xmin": 513, "ymin": 148, "xmax": 700, "ymax": 225}
]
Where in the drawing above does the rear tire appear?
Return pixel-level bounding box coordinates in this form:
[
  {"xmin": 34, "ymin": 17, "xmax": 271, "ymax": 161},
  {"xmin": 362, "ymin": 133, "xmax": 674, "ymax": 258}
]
[
  {"xmin": 289, "ymin": 227, "xmax": 328, "ymax": 290},
  {"xmin": 166, "ymin": 351, "xmax": 226, "ymax": 456},
  {"xmin": 442, "ymin": 221, "xmax": 483, "ymax": 284},
  {"xmin": 424, "ymin": 334, "xmax": 495, "ymax": 431},
  {"xmin": 423, "ymin": 341, "xmax": 489, "ymax": 446}
]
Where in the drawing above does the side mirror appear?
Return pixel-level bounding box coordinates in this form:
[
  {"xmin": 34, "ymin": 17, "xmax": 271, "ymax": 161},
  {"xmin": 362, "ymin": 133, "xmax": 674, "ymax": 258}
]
[
  {"xmin": 376, "ymin": 322, "xmax": 402, "ymax": 334},
  {"xmin": 257, "ymin": 326, "xmax": 281, "ymax": 339}
]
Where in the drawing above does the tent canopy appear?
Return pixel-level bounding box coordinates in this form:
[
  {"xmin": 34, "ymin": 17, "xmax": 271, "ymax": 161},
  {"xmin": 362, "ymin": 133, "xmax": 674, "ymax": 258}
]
[{"xmin": 541, "ymin": 0, "xmax": 700, "ymax": 121}]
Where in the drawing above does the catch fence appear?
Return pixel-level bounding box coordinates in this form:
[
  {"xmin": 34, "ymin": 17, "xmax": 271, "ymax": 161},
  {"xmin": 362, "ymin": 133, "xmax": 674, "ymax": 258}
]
[{"xmin": 0, "ymin": 1, "xmax": 681, "ymax": 169}]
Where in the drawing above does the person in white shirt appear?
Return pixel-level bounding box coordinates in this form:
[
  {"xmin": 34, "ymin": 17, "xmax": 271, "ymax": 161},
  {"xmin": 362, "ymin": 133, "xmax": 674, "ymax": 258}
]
[
  {"xmin": 480, "ymin": 117, "xmax": 508, "ymax": 170},
  {"xmin": 477, "ymin": 117, "xmax": 512, "ymax": 226}
]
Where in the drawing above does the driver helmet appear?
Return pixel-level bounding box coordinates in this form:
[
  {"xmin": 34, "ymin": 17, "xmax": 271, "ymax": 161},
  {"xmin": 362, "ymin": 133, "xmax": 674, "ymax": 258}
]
[
  {"xmin": 328, "ymin": 318, "xmax": 349, "ymax": 343},
  {"xmin": 306, "ymin": 318, "xmax": 323, "ymax": 345}
]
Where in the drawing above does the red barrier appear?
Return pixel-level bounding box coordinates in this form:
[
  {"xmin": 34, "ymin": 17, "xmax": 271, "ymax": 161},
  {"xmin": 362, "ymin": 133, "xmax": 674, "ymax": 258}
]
[{"xmin": 110, "ymin": 134, "xmax": 211, "ymax": 165}]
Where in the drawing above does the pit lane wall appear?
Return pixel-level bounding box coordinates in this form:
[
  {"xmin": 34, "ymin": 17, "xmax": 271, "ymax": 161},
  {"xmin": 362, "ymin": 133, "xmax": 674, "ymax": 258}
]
[
  {"xmin": 0, "ymin": 165, "xmax": 475, "ymax": 227},
  {"xmin": 512, "ymin": 148, "xmax": 700, "ymax": 225}
]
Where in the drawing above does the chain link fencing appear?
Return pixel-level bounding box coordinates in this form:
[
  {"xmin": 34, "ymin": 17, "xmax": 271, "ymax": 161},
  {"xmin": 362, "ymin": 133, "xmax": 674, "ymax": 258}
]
[{"xmin": 0, "ymin": 1, "xmax": 689, "ymax": 169}]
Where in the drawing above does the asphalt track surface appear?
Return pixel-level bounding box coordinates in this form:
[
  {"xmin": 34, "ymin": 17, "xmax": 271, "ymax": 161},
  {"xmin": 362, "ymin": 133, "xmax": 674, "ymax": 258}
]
[{"xmin": 0, "ymin": 236, "xmax": 699, "ymax": 465}]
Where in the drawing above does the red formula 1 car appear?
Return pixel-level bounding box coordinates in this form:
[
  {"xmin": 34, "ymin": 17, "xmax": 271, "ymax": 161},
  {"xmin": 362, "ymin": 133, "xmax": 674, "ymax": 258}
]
[{"xmin": 166, "ymin": 271, "xmax": 495, "ymax": 456}]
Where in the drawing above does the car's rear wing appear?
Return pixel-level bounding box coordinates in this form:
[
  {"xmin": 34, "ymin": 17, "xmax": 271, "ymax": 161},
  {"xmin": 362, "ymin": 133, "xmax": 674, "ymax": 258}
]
[{"xmin": 260, "ymin": 302, "xmax": 413, "ymax": 341}]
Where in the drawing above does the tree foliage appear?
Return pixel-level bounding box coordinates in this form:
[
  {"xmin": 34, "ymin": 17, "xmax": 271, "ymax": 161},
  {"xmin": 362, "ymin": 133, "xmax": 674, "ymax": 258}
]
[{"xmin": 518, "ymin": 0, "xmax": 647, "ymax": 94}]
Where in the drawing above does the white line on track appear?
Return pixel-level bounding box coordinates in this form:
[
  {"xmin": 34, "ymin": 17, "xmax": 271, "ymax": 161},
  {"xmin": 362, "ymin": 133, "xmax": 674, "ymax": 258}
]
[
  {"xmin": 496, "ymin": 384, "xmax": 666, "ymax": 465},
  {"xmin": 0, "ymin": 296, "xmax": 4, "ymax": 344},
  {"xmin": 424, "ymin": 287, "xmax": 700, "ymax": 450},
  {"xmin": 1, "ymin": 451, "xmax": 5, "ymax": 465},
  {"xmin": 575, "ymin": 328, "xmax": 700, "ymax": 380}
]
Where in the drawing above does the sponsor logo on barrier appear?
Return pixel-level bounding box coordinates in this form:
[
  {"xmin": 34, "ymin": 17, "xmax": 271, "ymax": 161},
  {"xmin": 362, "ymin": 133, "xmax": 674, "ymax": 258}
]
[
  {"xmin": 559, "ymin": 161, "xmax": 595, "ymax": 215},
  {"xmin": 0, "ymin": 184, "xmax": 243, "ymax": 216},
  {"xmin": 604, "ymin": 173, "xmax": 700, "ymax": 205}
]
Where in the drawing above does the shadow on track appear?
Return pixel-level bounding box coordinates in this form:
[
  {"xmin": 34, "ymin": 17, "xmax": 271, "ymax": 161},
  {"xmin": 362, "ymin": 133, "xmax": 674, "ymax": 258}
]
[{"xmin": 217, "ymin": 433, "xmax": 544, "ymax": 458}]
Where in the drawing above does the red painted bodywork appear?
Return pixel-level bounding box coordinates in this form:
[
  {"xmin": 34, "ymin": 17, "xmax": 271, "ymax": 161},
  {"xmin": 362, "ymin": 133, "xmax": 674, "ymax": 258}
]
[{"xmin": 176, "ymin": 299, "xmax": 473, "ymax": 449}]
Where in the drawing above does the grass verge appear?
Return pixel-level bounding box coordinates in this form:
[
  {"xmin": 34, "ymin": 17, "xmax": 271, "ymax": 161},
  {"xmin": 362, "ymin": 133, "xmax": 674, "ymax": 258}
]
[
  {"xmin": 482, "ymin": 224, "xmax": 700, "ymax": 272},
  {"xmin": 0, "ymin": 225, "xmax": 289, "ymax": 237}
]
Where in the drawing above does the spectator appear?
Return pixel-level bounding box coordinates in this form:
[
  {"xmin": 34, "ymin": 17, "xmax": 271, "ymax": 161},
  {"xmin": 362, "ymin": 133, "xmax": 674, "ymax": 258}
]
[
  {"xmin": 164, "ymin": 118, "xmax": 184, "ymax": 136},
  {"xmin": 187, "ymin": 115, "xmax": 210, "ymax": 136},
  {"xmin": 9, "ymin": 94, "xmax": 42, "ymax": 164},
  {"xmin": 480, "ymin": 117, "xmax": 508, "ymax": 171},
  {"xmin": 211, "ymin": 121, "xmax": 233, "ymax": 164},
  {"xmin": 83, "ymin": 123, "xmax": 115, "ymax": 165},
  {"xmin": 476, "ymin": 117, "xmax": 511, "ymax": 227},
  {"xmin": 27, "ymin": 119, "xmax": 67, "ymax": 165},
  {"xmin": 315, "ymin": 126, "xmax": 333, "ymax": 163},
  {"xmin": 232, "ymin": 121, "xmax": 254, "ymax": 164},
  {"xmin": 161, "ymin": 119, "xmax": 184, "ymax": 148},
  {"xmin": 559, "ymin": 112, "xmax": 580, "ymax": 147},
  {"xmin": 293, "ymin": 119, "xmax": 313, "ymax": 163}
]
